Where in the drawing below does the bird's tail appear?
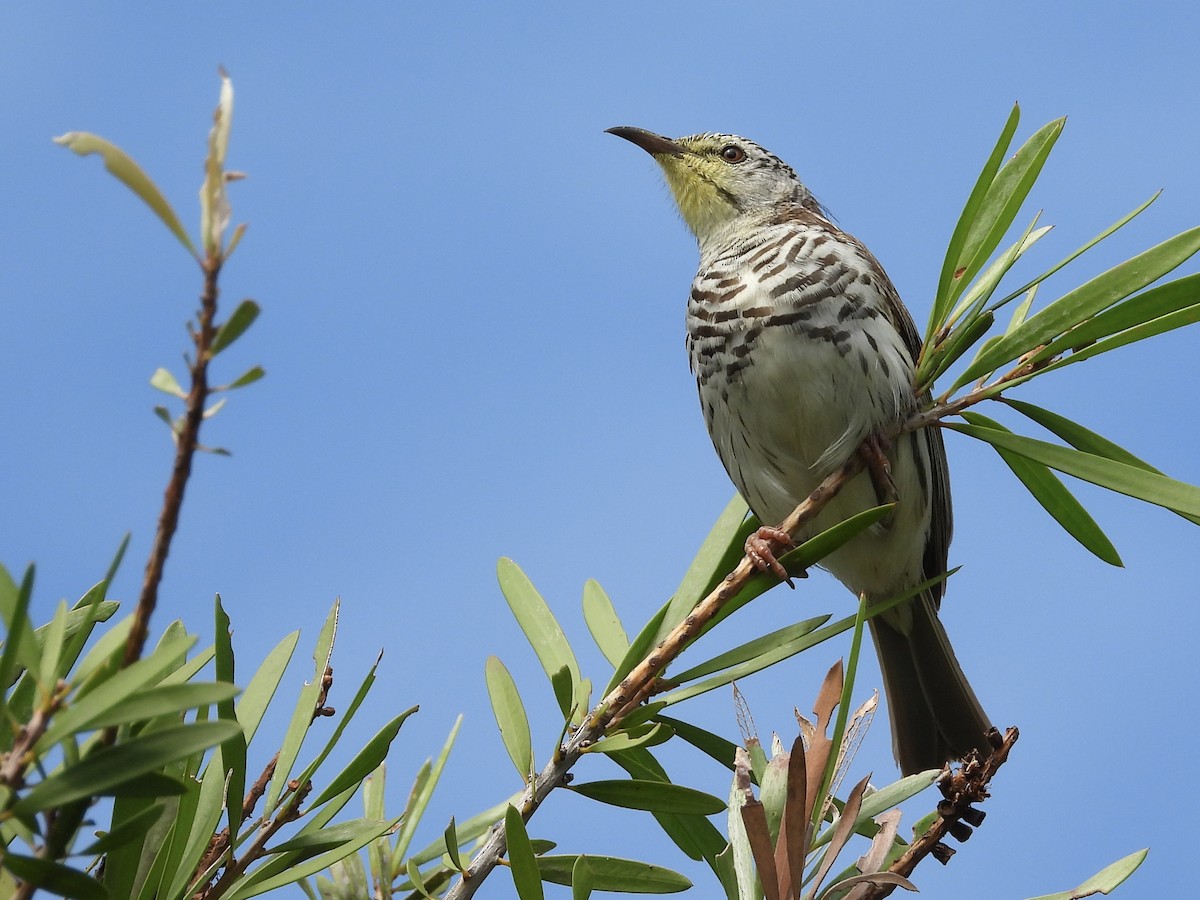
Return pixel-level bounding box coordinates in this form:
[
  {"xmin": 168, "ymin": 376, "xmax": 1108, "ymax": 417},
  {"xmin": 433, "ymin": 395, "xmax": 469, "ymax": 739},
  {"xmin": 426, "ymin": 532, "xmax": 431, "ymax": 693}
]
[{"xmin": 869, "ymin": 595, "xmax": 992, "ymax": 775}]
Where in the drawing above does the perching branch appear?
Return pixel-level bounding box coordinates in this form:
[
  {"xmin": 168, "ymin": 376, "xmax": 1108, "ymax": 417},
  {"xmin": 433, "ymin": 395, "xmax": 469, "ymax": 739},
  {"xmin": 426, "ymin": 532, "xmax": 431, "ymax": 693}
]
[{"xmin": 444, "ymin": 355, "xmax": 1044, "ymax": 897}]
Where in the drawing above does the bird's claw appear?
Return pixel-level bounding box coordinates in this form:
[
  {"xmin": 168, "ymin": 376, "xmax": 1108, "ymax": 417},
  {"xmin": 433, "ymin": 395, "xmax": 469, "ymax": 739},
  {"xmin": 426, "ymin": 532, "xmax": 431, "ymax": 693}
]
[{"xmin": 746, "ymin": 526, "xmax": 803, "ymax": 587}]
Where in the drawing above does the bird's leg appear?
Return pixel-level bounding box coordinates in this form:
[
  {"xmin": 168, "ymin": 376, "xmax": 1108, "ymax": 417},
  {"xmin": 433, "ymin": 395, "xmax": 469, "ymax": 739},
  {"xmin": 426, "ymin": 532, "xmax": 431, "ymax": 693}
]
[
  {"xmin": 745, "ymin": 526, "xmax": 804, "ymax": 587},
  {"xmin": 860, "ymin": 432, "xmax": 898, "ymax": 509}
]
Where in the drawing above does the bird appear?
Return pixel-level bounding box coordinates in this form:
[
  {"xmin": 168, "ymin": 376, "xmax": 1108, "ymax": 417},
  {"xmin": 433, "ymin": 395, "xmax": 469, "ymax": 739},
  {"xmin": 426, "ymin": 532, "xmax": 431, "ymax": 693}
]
[{"xmin": 607, "ymin": 126, "xmax": 992, "ymax": 775}]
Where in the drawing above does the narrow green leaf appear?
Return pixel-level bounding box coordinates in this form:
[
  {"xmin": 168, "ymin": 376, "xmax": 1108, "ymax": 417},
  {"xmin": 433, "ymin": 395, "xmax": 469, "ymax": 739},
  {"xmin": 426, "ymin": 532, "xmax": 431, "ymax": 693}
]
[
  {"xmin": 37, "ymin": 600, "xmax": 69, "ymax": 698},
  {"xmin": 210, "ymin": 299, "xmax": 261, "ymax": 356},
  {"xmin": 73, "ymin": 681, "xmax": 241, "ymax": 730},
  {"xmin": 39, "ymin": 631, "xmax": 200, "ymax": 749},
  {"xmin": 1023, "ymin": 848, "xmax": 1147, "ymax": 900},
  {"xmin": 2, "ymin": 853, "xmax": 109, "ymax": 900},
  {"xmin": 267, "ymin": 598, "xmax": 338, "ymax": 814},
  {"xmin": 497, "ymin": 558, "xmax": 585, "ymax": 718},
  {"xmin": 569, "ymin": 780, "xmax": 725, "ymax": 815},
  {"xmin": 308, "ymin": 707, "xmax": 417, "ymax": 807},
  {"xmin": 951, "ymin": 117, "xmax": 1065, "ymax": 312},
  {"xmin": 536, "ymin": 855, "xmax": 692, "ymax": 893},
  {"xmin": 79, "ymin": 801, "xmax": 166, "ymax": 855},
  {"xmin": 213, "ymin": 595, "xmax": 246, "ymax": 848},
  {"xmin": 551, "ymin": 664, "xmax": 575, "ymax": 720},
  {"xmin": 810, "ymin": 770, "xmax": 940, "ymax": 851},
  {"xmin": 54, "ymin": 131, "xmax": 197, "ymax": 256},
  {"xmin": 572, "ymin": 856, "xmax": 596, "ymax": 900},
  {"xmin": 663, "ymin": 572, "xmax": 953, "ymax": 706},
  {"xmin": 962, "ymin": 226, "xmax": 1200, "ymax": 383},
  {"xmin": 225, "ymin": 818, "xmax": 398, "ymax": 900},
  {"xmin": 948, "ymin": 423, "xmax": 1200, "ymax": 516},
  {"xmin": 961, "ymin": 412, "xmax": 1122, "ymax": 565},
  {"xmin": 222, "ymin": 365, "xmax": 266, "ymax": 390},
  {"xmin": 150, "ymin": 367, "xmax": 186, "ymax": 397},
  {"xmin": 506, "ymin": 805, "xmax": 545, "ymax": 900},
  {"xmin": 925, "ymin": 309, "xmax": 994, "ymax": 392},
  {"xmin": 1040, "ymin": 273, "xmax": 1200, "ymax": 361},
  {"xmin": 930, "ymin": 103, "xmax": 1021, "ymax": 338},
  {"xmin": 392, "ymin": 714, "xmax": 464, "ymax": 866},
  {"xmin": 444, "ymin": 817, "xmax": 466, "ymax": 872},
  {"xmin": 657, "ymin": 493, "xmax": 752, "ymax": 643},
  {"xmin": 486, "ymin": 656, "xmax": 534, "ymax": 780},
  {"xmin": 1004, "ymin": 400, "xmax": 1200, "ymax": 525},
  {"xmin": 236, "ymin": 630, "xmax": 300, "ymax": 745},
  {"xmin": 410, "ymin": 787, "xmax": 519, "ymax": 865},
  {"xmin": 670, "ymin": 614, "xmax": 831, "ymax": 684},
  {"xmin": 0, "ymin": 564, "xmax": 40, "ymax": 695},
  {"xmin": 15, "ymin": 721, "xmax": 240, "ymax": 813},
  {"xmin": 588, "ymin": 723, "xmax": 673, "ymax": 754},
  {"xmin": 582, "ymin": 579, "xmax": 629, "ymax": 668},
  {"xmin": 609, "ymin": 747, "xmax": 729, "ymax": 867},
  {"xmin": 653, "ymin": 716, "xmax": 742, "ymax": 774},
  {"xmin": 269, "ymin": 818, "xmax": 393, "ymax": 854},
  {"xmin": 988, "ymin": 191, "xmax": 1161, "ymax": 312}
]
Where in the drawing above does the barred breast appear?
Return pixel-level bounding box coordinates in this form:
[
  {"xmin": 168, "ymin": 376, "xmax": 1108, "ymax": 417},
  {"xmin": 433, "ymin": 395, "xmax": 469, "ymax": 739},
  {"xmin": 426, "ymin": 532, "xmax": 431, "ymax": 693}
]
[{"xmin": 685, "ymin": 215, "xmax": 936, "ymax": 601}]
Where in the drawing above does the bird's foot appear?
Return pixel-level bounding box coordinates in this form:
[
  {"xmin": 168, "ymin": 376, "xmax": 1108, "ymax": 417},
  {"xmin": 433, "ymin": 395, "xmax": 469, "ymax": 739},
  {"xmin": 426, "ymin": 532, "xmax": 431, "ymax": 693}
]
[
  {"xmin": 860, "ymin": 432, "xmax": 898, "ymax": 510},
  {"xmin": 745, "ymin": 526, "xmax": 804, "ymax": 587}
]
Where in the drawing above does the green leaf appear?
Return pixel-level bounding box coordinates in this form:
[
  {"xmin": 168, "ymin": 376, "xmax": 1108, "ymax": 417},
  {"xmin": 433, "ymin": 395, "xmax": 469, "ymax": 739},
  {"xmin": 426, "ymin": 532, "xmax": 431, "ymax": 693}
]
[
  {"xmin": 72, "ymin": 681, "xmax": 241, "ymax": 730},
  {"xmin": 266, "ymin": 599, "xmax": 339, "ymax": 815},
  {"xmin": 1023, "ymin": 848, "xmax": 1148, "ymax": 900},
  {"xmin": 961, "ymin": 226, "xmax": 1200, "ymax": 383},
  {"xmin": 662, "ymin": 571, "xmax": 953, "ymax": 706},
  {"xmin": 269, "ymin": 818, "xmax": 394, "ymax": 854},
  {"xmin": 609, "ymin": 747, "xmax": 729, "ymax": 867},
  {"xmin": 810, "ymin": 769, "xmax": 939, "ymax": 851},
  {"xmin": 79, "ymin": 801, "xmax": 167, "ymax": 855},
  {"xmin": 225, "ymin": 818, "xmax": 397, "ymax": 900},
  {"xmin": 223, "ymin": 365, "xmax": 266, "ymax": 390},
  {"xmin": 210, "ymin": 299, "xmax": 261, "ymax": 356},
  {"xmin": 1003, "ymin": 400, "xmax": 1200, "ymax": 524},
  {"xmin": 572, "ymin": 856, "xmax": 596, "ymax": 900},
  {"xmin": 569, "ymin": 780, "xmax": 725, "ymax": 815},
  {"xmin": 444, "ymin": 817, "xmax": 466, "ymax": 872},
  {"xmin": 213, "ymin": 595, "xmax": 247, "ymax": 847},
  {"xmin": 497, "ymin": 558, "xmax": 586, "ymax": 719},
  {"xmin": 654, "ymin": 716, "xmax": 742, "ymax": 775},
  {"xmin": 588, "ymin": 722, "xmax": 673, "ymax": 754},
  {"xmin": 948, "ymin": 423, "xmax": 1200, "ymax": 517},
  {"xmin": 2, "ymin": 852, "xmax": 109, "ymax": 900},
  {"xmin": 0, "ymin": 564, "xmax": 40, "ymax": 695},
  {"xmin": 150, "ymin": 367, "xmax": 186, "ymax": 397},
  {"xmin": 392, "ymin": 714, "xmax": 464, "ymax": 867},
  {"xmin": 15, "ymin": 721, "xmax": 240, "ymax": 813},
  {"xmin": 410, "ymin": 785, "xmax": 519, "ymax": 865},
  {"xmin": 506, "ymin": 805, "xmax": 545, "ymax": 900},
  {"xmin": 582, "ymin": 579, "xmax": 628, "ymax": 668},
  {"xmin": 308, "ymin": 707, "xmax": 417, "ymax": 807},
  {"xmin": 670, "ymin": 614, "xmax": 831, "ymax": 684},
  {"xmin": 486, "ymin": 656, "xmax": 534, "ymax": 780},
  {"xmin": 39, "ymin": 631, "xmax": 201, "ymax": 749},
  {"xmin": 930, "ymin": 103, "xmax": 1021, "ymax": 339},
  {"xmin": 54, "ymin": 131, "xmax": 197, "ymax": 257},
  {"xmin": 961, "ymin": 411, "xmax": 1122, "ymax": 565},
  {"xmin": 536, "ymin": 855, "xmax": 692, "ymax": 893},
  {"xmin": 551, "ymin": 664, "xmax": 575, "ymax": 720},
  {"xmin": 236, "ymin": 630, "xmax": 300, "ymax": 745},
  {"xmin": 657, "ymin": 493, "xmax": 752, "ymax": 644}
]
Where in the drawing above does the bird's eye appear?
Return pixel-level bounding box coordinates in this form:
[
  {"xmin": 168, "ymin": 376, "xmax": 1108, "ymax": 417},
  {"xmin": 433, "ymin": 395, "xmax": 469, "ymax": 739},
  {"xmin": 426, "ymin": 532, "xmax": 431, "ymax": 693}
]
[{"xmin": 720, "ymin": 144, "xmax": 747, "ymax": 163}]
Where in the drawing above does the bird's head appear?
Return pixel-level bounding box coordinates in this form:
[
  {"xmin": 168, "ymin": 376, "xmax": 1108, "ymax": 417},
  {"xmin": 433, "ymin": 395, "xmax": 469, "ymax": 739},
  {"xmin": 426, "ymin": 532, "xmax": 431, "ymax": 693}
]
[{"xmin": 607, "ymin": 126, "xmax": 819, "ymax": 242}]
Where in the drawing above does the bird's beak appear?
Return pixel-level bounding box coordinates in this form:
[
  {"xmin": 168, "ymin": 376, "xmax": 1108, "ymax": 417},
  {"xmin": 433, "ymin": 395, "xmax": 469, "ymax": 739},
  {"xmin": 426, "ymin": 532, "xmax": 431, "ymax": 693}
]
[{"xmin": 605, "ymin": 126, "xmax": 687, "ymax": 158}]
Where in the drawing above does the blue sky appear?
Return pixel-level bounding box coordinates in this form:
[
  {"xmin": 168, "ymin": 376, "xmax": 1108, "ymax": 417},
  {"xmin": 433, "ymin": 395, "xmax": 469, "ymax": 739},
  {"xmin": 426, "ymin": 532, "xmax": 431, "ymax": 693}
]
[{"xmin": 2, "ymin": 4, "xmax": 1198, "ymax": 898}]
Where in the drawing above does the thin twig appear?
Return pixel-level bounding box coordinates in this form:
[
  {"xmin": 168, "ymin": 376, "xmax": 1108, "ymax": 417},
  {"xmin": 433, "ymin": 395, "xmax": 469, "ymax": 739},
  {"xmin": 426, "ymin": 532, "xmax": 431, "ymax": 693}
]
[
  {"xmin": 123, "ymin": 255, "xmax": 222, "ymax": 669},
  {"xmin": 857, "ymin": 727, "xmax": 1020, "ymax": 900}
]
